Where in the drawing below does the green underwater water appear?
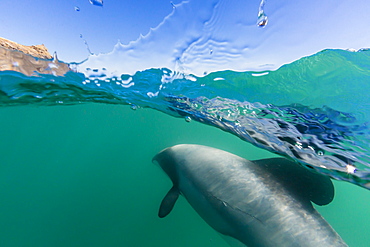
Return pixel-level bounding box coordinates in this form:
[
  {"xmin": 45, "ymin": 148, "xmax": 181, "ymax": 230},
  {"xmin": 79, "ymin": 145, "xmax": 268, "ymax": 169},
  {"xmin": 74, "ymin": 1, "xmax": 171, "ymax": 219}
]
[{"xmin": 0, "ymin": 104, "xmax": 369, "ymax": 247}]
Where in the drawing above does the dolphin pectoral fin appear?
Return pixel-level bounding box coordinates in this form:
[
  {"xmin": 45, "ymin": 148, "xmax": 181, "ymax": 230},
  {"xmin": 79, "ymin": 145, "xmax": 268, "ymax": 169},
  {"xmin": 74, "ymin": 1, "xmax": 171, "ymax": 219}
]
[{"xmin": 158, "ymin": 185, "xmax": 180, "ymax": 218}]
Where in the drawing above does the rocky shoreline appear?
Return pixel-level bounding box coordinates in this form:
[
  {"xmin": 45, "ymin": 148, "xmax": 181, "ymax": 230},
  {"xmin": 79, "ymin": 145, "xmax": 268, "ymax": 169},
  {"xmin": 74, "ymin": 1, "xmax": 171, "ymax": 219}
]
[
  {"xmin": 0, "ymin": 37, "xmax": 52, "ymax": 59},
  {"xmin": 0, "ymin": 37, "xmax": 70, "ymax": 76}
]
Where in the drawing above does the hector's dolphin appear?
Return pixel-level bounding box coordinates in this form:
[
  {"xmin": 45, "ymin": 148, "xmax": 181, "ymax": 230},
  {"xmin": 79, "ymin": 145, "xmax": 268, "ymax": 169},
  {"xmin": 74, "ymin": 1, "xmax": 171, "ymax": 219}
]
[{"xmin": 153, "ymin": 144, "xmax": 347, "ymax": 247}]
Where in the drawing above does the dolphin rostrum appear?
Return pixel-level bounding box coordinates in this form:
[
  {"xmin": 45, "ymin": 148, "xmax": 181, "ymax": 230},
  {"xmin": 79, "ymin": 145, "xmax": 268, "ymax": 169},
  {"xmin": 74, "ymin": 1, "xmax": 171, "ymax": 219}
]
[{"xmin": 153, "ymin": 144, "xmax": 347, "ymax": 247}]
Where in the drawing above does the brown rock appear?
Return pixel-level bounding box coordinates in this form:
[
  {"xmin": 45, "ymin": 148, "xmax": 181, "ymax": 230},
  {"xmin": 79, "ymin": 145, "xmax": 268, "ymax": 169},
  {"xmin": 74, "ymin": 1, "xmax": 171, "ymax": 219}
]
[
  {"xmin": 0, "ymin": 37, "xmax": 52, "ymax": 59},
  {"xmin": 0, "ymin": 37, "xmax": 70, "ymax": 76}
]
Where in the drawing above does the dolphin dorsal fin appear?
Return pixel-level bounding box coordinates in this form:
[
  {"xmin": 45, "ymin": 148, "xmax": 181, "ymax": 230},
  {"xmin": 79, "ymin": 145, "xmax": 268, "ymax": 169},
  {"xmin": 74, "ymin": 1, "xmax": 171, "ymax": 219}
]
[
  {"xmin": 252, "ymin": 158, "xmax": 334, "ymax": 206},
  {"xmin": 158, "ymin": 186, "xmax": 180, "ymax": 218}
]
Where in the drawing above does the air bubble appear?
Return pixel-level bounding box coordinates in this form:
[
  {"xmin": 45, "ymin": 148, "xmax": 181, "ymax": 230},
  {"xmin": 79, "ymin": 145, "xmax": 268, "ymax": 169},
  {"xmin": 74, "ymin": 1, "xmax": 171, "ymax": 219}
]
[
  {"xmin": 317, "ymin": 150, "xmax": 324, "ymax": 156},
  {"xmin": 130, "ymin": 105, "xmax": 138, "ymax": 110},
  {"xmin": 185, "ymin": 116, "xmax": 192, "ymax": 122},
  {"xmin": 74, "ymin": 6, "xmax": 80, "ymax": 11}
]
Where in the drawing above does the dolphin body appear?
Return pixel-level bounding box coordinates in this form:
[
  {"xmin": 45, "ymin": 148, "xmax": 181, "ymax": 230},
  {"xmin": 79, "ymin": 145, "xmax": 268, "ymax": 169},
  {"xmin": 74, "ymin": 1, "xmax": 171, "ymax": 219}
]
[{"xmin": 153, "ymin": 144, "xmax": 347, "ymax": 247}]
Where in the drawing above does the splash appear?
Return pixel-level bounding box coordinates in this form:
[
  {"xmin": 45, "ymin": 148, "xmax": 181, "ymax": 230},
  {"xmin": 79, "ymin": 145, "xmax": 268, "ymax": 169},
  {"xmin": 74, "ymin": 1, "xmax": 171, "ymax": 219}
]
[
  {"xmin": 1, "ymin": 47, "xmax": 370, "ymax": 189},
  {"xmin": 2, "ymin": 0, "xmax": 370, "ymax": 190},
  {"xmin": 78, "ymin": 0, "xmax": 370, "ymax": 76}
]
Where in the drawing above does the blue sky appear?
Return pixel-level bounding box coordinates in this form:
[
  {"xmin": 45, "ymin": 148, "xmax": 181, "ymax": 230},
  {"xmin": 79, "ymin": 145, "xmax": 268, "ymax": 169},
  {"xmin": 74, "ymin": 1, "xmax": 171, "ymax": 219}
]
[
  {"xmin": 0, "ymin": 0, "xmax": 178, "ymax": 62},
  {"xmin": 1, "ymin": 0, "xmax": 370, "ymax": 74}
]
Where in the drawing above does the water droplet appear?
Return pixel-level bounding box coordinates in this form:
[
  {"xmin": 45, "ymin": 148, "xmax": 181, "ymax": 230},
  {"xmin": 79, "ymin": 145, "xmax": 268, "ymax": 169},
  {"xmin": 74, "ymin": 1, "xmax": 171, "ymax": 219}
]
[
  {"xmin": 80, "ymin": 34, "xmax": 93, "ymax": 55},
  {"xmin": 89, "ymin": 0, "xmax": 103, "ymax": 7},
  {"xmin": 257, "ymin": 0, "xmax": 268, "ymax": 27},
  {"xmin": 185, "ymin": 116, "xmax": 192, "ymax": 122},
  {"xmin": 52, "ymin": 52, "xmax": 59, "ymax": 62},
  {"xmin": 317, "ymin": 150, "xmax": 324, "ymax": 156},
  {"xmin": 130, "ymin": 105, "xmax": 138, "ymax": 110},
  {"xmin": 257, "ymin": 15, "xmax": 268, "ymax": 27},
  {"xmin": 74, "ymin": 6, "xmax": 80, "ymax": 11}
]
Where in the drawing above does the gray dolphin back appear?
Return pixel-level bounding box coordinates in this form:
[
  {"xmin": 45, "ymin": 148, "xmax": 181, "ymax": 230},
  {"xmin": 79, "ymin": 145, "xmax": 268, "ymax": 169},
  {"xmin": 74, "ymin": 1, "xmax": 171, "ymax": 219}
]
[{"xmin": 153, "ymin": 144, "xmax": 348, "ymax": 247}]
